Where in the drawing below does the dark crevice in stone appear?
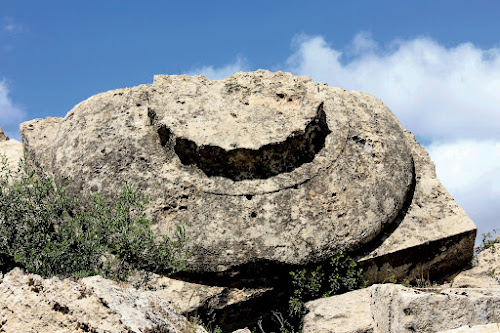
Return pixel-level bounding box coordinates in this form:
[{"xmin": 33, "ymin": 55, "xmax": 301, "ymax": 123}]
[
  {"xmin": 190, "ymin": 287, "xmax": 288, "ymax": 332},
  {"xmin": 52, "ymin": 302, "xmax": 70, "ymax": 314},
  {"xmin": 171, "ymin": 260, "xmax": 305, "ymax": 332},
  {"xmin": 148, "ymin": 108, "xmax": 174, "ymax": 148},
  {"xmin": 173, "ymin": 255, "xmax": 373, "ymax": 331},
  {"xmin": 170, "ymin": 259, "xmax": 299, "ymax": 289},
  {"xmin": 150, "ymin": 103, "xmax": 331, "ymax": 181},
  {"xmin": 157, "ymin": 126, "xmax": 173, "ymax": 147}
]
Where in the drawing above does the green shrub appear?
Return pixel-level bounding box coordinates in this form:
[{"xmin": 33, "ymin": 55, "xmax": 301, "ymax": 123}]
[
  {"xmin": 0, "ymin": 156, "xmax": 185, "ymax": 280},
  {"xmin": 475, "ymin": 229, "xmax": 499, "ymax": 254},
  {"xmin": 288, "ymin": 251, "xmax": 366, "ymax": 320},
  {"xmin": 276, "ymin": 251, "xmax": 367, "ymax": 332}
]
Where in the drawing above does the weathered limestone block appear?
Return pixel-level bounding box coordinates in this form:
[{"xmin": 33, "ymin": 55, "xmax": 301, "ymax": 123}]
[
  {"xmin": 452, "ymin": 243, "xmax": 500, "ymax": 288},
  {"xmin": 303, "ymin": 284, "xmax": 500, "ymax": 333},
  {"xmin": 303, "ymin": 287, "xmax": 374, "ymax": 333},
  {"xmin": 357, "ymin": 130, "xmax": 476, "ymax": 283},
  {"xmin": 0, "ymin": 268, "xmax": 207, "ymax": 333},
  {"xmin": 371, "ymin": 284, "xmax": 500, "ymax": 333},
  {"xmin": 21, "ymin": 117, "xmax": 62, "ymax": 171},
  {"xmin": 21, "ymin": 70, "xmax": 415, "ymax": 272}
]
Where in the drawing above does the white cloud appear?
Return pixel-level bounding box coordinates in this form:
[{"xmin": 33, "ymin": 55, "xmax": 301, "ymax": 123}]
[
  {"xmin": 286, "ymin": 34, "xmax": 500, "ymax": 142},
  {"xmin": 348, "ymin": 31, "xmax": 378, "ymax": 55},
  {"xmin": 1, "ymin": 17, "xmax": 27, "ymax": 34},
  {"xmin": 0, "ymin": 79, "xmax": 25, "ymax": 139},
  {"xmin": 427, "ymin": 140, "xmax": 500, "ymax": 235},
  {"xmin": 187, "ymin": 56, "xmax": 248, "ymax": 80}
]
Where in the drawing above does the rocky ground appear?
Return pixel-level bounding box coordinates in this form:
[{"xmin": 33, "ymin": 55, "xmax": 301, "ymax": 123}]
[
  {"xmin": 0, "ymin": 243, "xmax": 497, "ymax": 332},
  {"xmin": 304, "ymin": 243, "xmax": 500, "ymax": 332}
]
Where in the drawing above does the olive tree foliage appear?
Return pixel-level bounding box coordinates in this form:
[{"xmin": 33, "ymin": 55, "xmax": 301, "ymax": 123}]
[{"xmin": 0, "ymin": 154, "xmax": 186, "ymax": 280}]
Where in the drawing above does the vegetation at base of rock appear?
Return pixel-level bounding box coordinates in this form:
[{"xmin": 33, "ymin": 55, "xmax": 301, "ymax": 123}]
[
  {"xmin": 475, "ymin": 229, "xmax": 499, "ymax": 254},
  {"xmin": 289, "ymin": 251, "xmax": 366, "ymax": 318},
  {"xmin": 0, "ymin": 156, "xmax": 186, "ymax": 280},
  {"xmin": 264, "ymin": 251, "xmax": 367, "ymax": 333}
]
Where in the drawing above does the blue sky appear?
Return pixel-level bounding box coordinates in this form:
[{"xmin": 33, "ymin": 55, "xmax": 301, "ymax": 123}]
[{"xmin": 1, "ymin": 1, "xmax": 499, "ymax": 241}]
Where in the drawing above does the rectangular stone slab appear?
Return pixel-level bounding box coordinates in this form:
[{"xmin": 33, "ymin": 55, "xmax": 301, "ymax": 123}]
[
  {"xmin": 356, "ymin": 130, "xmax": 477, "ymax": 283},
  {"xmin": 304, "ymin": 285, "xmax": 500, "ymax": 333},
  {"xmin": 371, "ymin": 285, "xmax": 500, "ymax": 332}
]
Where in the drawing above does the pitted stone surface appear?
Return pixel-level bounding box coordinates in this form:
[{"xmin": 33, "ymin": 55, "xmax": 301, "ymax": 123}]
[
  {"xmin": 21, "ymin": 70, "xmax": 414, "ymax": 272},
  {"xmin": 150, "ymin": 73, "xmax": 322, "ymax": 151},
  {"xmin": 357, "ymin": 131, "xmax": 476, "ymax": 284},
  {"xmin": 303, "ymin": 284, "xmax": 500, "ymax": 333},
  {"xmin": 0, "ymin": 268, "xmax": 207, "ymax": 333}
]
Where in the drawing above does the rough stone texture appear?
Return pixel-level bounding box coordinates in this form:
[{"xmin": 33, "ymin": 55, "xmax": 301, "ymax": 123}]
[
  {"xmin": 357, "ymin": 130, "xmax": 476, "ymax": 283},
  {"xmin": 231, "ymin": 329, "xmax": 252, "ymax": 333},
  {"xmin": 303, "ymin": 284, "xmax": 500, "ymax": 333},
  {"xmin": 439, "ymin": 323, "xmax": 500, "ymax": 332},
  {"xmin": 127, "ymin": 271, "xmax": 272, "ymax": 314},
  {"xmin": 303, "ymin": 288, "xmax": 374, "ymax": 333},
  {"xmin": 0, "ymin": 268, "xmax": 207, "ymax": 333},
  {"xmin": 0, "ymin": 138, "xmax": 23, "ymax": 179},
  {"xmin": 21, "ymin": 70, "xmax": 415, "ymax": 272},
  {"xmin": 452, "ymin": 243, "xmax": 500, "ymax": 288},
  {"xmin": 20, "ymin": 117, "xmax": 61, "ymax": 170},
  {"xmin": 0, "ymin": 125, "xmax": 8, "ymax": 142},
  {"xmin": 371, "ymin": 284, "xmax": 500, "ymax": 333}
]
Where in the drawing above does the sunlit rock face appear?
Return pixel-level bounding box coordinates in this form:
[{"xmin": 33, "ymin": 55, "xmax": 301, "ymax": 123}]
[
  {"xmin": 21, "ymin": 70, "xmax": 465, "ymax": 275},
  {"xmin": 0, "ymin": 125, "xmax": 22, "ymax": 181},
  {"xmin": 0, "ymin": 125, "xmax": 8, "ymax": 142},
  {"xmin": 0, "ymin": 268, "xmax": 207, "ymax": 333}
]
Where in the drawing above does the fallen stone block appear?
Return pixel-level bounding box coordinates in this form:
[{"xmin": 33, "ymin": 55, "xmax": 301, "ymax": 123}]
[
  {"xmin": 19, "ymin": 71, "xmax": 476, "ymax": 283},
  {"xmin": 304, "ymin": 284, "xmax": 500, "ymax": 333},
  {"xmin": 20, "ymin": 70, "xmax": 416, "ymax": 273},
  {"xmin": 371, "ymin": 284, "xmax": 500, "ymax": 332},
  {"xmin": 303, "ymin": 287, "xmax": 373, "ymax": 333}
]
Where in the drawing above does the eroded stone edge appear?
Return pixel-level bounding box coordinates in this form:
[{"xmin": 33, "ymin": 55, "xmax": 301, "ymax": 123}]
[{"xmin": 356, "ymin": 130, "xmax": 477, "ymax": 283}]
